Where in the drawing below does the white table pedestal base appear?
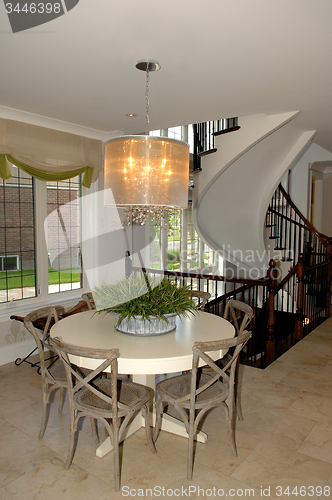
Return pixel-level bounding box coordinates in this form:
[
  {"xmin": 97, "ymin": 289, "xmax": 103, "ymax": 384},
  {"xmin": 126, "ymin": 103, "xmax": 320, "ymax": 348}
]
[{"xmin": 95, "ymin": 411, "xmax": 208, "ymax": 458}]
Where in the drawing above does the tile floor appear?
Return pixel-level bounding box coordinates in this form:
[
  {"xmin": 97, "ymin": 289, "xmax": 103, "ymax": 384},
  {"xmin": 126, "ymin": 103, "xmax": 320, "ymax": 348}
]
[{"xmin": 1, "ymin": 319, "xmax": 332, "ymax": 499}]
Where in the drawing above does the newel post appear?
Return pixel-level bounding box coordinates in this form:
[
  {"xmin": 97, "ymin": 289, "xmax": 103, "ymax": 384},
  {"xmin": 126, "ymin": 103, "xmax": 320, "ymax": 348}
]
[
  {"xmin": 125, "ymin": 251, "xmax": 132, "ymax": 278},
  {"xmin": 326, "ymin": 238, "xmax": 332, "ymax": 318},
  {"xmin": 266, "ymin": 259, "xmax": 278, "ymax": 365},
  {"xmin": 294, "ymin": 254, "xmax": 305, "ymax": 341}
]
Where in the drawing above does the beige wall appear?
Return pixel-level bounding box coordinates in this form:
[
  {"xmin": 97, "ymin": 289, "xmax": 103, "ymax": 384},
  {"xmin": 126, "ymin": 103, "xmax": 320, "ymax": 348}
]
[{"xmin": 322, "ymin": 173, "xmax": 332, "ymax": 236}]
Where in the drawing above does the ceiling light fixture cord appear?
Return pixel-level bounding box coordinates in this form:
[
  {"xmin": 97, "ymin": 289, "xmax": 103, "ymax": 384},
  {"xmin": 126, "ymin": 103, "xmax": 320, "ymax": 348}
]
[{"xmin": 145, "ymin": 64, "xmax": 150, "ymax": 135}]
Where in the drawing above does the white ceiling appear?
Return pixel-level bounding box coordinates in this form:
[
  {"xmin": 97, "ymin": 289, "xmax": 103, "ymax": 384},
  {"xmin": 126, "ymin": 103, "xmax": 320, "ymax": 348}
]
[{"xmin": 1, "ymin": 0, "xmax": 332, "ymax": 150}]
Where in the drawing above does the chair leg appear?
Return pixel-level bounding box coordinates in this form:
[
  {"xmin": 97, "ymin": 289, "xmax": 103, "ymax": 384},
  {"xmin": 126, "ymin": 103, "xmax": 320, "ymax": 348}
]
[
  {"xmin": 38, "ymin": 387, "xmax": 48, "ymax": 440},
  {"xmin": 227, "ymin": 400, "xmax": 238, "ymax": 457},
  {"xmin": 90, "ymin": 417, "xmax": 99, "ymax": 445},
  {"xmin": 153, "ymin": 394, "xmax": 163, "ymax": 443},
  {"xmin": 142, "ymin": 403, "xmax": 156, "ymax": 454},
  {"xmin": 187, "ymin": 416, "xmax": 195, "ymax": 480},
  {"xmin": 112, "ymin": 418, "xmax": 120, "ymax": 491},
  {"xmin": 187, "ymin": 401, "xmax": 197, "ymax": 480},
  {"xmin": 58, "ymin": 387, "xmax": 65, "ymax": 413},
  {"xmin": 65, "ymin": 410, "xmax": 77, "ymax": 469},
  {"xmin": 234, "ymin": 373, "xmax": 243, "ymax": 420},
  {"xmin": 236, "ymin": 396, "xmax": 243, "ymax": 421}
]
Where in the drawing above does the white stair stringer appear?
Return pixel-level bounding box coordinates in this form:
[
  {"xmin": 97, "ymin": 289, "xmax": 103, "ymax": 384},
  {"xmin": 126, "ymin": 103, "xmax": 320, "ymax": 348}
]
[{"xmin": 193, "ymin": 112, "xmax": 316, "ymax": 278}]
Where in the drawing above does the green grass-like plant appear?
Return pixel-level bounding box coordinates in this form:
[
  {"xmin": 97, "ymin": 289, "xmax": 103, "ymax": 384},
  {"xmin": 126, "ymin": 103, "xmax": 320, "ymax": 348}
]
[{"xmin": 93, "ymin": 275, "xmax": 198, "ymax": 325}]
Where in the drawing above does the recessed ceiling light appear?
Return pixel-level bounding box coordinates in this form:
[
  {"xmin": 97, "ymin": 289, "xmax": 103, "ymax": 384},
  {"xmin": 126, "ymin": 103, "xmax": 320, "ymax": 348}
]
[{"xmin": 126, "ymin": 113, "xmax": 137, "ymax": 117}]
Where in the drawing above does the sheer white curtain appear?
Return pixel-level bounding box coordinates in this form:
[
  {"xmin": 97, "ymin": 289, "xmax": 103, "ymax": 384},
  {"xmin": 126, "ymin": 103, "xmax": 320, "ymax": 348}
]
[{"xmin": 0, "ymin": 118, "xmax": 102, "ymax": 187}]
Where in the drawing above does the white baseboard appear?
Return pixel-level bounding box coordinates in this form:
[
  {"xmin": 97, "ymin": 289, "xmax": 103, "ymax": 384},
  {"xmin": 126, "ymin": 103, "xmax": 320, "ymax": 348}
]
[{"xmin": 0, "ymin": 338, "xmax": 36, "ymax": 366}]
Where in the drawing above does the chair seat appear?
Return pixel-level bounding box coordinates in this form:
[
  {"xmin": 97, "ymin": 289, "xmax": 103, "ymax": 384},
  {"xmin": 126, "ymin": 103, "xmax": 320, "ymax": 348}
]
[
  {"xmin": 48, "ymin": 360, "xmax": 67, "ymax": 383},
  {"xmin": 75, "ymin": 378, "xmax": 151, "ymax": 416},
  {"xmin": 157, "ymin": 372, "xmax": 228, "ymax": 409}
]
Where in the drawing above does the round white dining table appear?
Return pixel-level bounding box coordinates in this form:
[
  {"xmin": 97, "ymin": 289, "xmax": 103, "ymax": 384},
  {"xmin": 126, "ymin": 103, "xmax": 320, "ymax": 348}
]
[
  {"xmin": 50, "ymin": 310, "xmax": 235, "ymax": 457},
  {"xmin": 50, "ymin": 309, "xmax": 235, "ymax": 375}
]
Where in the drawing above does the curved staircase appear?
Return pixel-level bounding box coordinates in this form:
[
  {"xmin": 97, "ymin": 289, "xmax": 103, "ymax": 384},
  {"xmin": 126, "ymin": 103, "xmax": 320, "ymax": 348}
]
[{"xmin": 192, "ymin": 111, "xmax": 316, "ymax": 277}]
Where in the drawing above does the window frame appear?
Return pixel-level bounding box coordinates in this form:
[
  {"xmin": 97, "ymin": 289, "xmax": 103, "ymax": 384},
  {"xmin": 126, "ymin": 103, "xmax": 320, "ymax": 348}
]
[{"xmin": 0, "ymin": 173, "xmax": 90, "ymax": 318}]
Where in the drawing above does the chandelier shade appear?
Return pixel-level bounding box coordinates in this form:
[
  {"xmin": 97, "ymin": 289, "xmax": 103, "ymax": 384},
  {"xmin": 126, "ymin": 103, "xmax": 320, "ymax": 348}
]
[{"xmin": 104, "ymin": 135, "xmax": 189, "ymax": 208}]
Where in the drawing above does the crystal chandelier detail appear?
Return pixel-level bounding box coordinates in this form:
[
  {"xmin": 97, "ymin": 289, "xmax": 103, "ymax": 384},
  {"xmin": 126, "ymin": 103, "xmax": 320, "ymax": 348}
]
[{"xmin": 121, "ymin": 205, "xmax": 180, "ymax": 236}]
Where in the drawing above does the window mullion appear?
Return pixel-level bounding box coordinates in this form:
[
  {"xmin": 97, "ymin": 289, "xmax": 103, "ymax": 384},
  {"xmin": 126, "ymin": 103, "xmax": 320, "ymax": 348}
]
[
  {"xmin": 180, "ymin": 209, "xmax": 188, "ymax": 272},
  {"xmin": 198, "ymin": 238, "xmax": 205, "ymax": 270},
  {"xmin": 34, "ymin": 179, "xmax": 48, "ymax": 297},
  {"xmin": 81, "ymin": 183, "xmax": 99, "ymax": 290},
  {"xmin": 160, "ymin": 217, "xmax": 168, "ymax": 271}
]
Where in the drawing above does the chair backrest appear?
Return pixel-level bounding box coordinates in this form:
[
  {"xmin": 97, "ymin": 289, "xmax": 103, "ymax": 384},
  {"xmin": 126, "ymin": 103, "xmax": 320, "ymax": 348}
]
[
  {"xmin": 177, "ymin": 331, "xmax": 251, "ymax": 409},
  {"xmin": 49, "ymin": 337, "xmax": 126, "ymax": 413},
  {"xmin": 191, "ymin": 291, "xmax": 211, "ymax": 310},
  {"xmin": 61, "ymin": 300, "xmax": 90, "ymax": 316},
  {"xmin": 81, "ymin": 292, "xmax": 96, "ymax": 310},
  {"xmin": 223, "ymin": 299, "xmax": 253, "ymax": 336},
  {"xmin": 24, "ymin": 306, "xmax": 60, "ymax": 378}
]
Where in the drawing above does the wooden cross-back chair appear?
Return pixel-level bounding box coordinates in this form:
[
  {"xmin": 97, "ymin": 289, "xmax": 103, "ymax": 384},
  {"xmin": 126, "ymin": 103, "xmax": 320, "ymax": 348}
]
[
  {"xmin": 153, "ymin": 331, "xmax": 252, "ymax": 480},
  {"xmin": 23, "ymin": 307, "xmax": 67, "ymax": 439},
  {"xmin": 81, "ymin": 292, "xmax": 96, "ymax": 310},
  {"xmin": 223, "ymin": 299, "xmax": 253, "ymax": 335},
  {"xmin": 190, "ymin": 290, "xmax": 211, "ymax": 310},
  {"xmin": 50, "ymin": 337, "xmax": 156, "ymax": 491},
  {"xmin": 222, "ymin": 299, "xmax": 254, "ymax": 420},
  {"xmin": 13, "ymin": 300, "xmax": 89, "ymax": 370}
]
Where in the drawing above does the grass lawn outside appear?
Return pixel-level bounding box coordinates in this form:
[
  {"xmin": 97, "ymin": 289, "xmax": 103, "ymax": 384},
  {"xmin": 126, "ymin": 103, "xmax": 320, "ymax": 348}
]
[{"xmin": 0, "ymin": 269, "xmax": 81, "ymax": 290}]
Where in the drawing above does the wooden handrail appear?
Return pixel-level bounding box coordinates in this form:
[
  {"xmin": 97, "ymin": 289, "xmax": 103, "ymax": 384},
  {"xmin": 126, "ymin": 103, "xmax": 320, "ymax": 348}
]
[
  {"xmin": 278, "ymin": 184, "xmax": 327, "ymax": 247},
  {"xmin": 131, "ymin": 266, "xmax": 272, "ymax": 287},
  {"xmin": 274, "ymin": 264, "xmax": 298, "ymax": 294},
  {"xmin": 206, "ymin": 282, "xmax": 260, "ymax": 305}
]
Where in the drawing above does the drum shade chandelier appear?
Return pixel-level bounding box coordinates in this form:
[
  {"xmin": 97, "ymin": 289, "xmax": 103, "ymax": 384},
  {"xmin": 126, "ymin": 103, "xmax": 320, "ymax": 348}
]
[{"xmin": 104, "ymin": 61, "xmax": 189, "ymax": 231}]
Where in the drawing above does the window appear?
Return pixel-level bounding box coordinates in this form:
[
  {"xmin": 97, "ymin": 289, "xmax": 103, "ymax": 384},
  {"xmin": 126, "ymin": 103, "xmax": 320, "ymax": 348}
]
[
  {"xmin": 147, "ymin": 125, "xmax": 220, "ymax": 276},
  {"xmin": 0, "ymin": 255, "xmax": 19, "ymax": 271},
  {"xmin": 168, "ymin": 126, "xmax": 182, "ymax": 141},
  {"xmin": 167, "ymin": 211, "xmax": 181, "ymax": 271},
  {"xmin": 148, "ymin": 204, "xmax": 219, "ymax": 274},
  {"xmin": 46, "ymin": 177, "xmax": 82, "ymax": 294},
  {"xmin": 0, "ymin": 165, "xmax": 36, "ymax": 303},
  {"xmin": 0, "ymin": 163, "xmax": 83, "ymax": 305},
  {"xmin": 150, "ymin": 125, "xmax": 194, "ymax": 153},
  {"xmin": 186, "ymin": 207, "xmax": 199, "ymax": 269}
]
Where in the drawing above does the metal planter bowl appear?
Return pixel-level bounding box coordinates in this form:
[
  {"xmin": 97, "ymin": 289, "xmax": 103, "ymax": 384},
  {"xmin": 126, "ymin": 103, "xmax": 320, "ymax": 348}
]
[{"xmin": 115, "ymin": 313, "xmax": 177, "ymax": 336}]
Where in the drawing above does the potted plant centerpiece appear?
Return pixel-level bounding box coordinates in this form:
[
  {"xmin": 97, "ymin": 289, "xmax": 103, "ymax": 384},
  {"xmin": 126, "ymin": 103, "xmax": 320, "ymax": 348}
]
[{"xmin": 93, "ymin": 275, "xmax": 198, "ymax": 336}]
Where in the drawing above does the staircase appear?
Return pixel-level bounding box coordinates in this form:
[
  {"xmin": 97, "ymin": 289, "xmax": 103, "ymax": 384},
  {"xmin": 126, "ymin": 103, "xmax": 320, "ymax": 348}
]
[
  {"xmin": 187, "ymin": 111, "xmax": 332, "ymax": 366},
  {"xmin": 192, "ymin": 111, "xmax": 316, "ymax": 277},
  {"xmin": 192, "ymin": 118, "xmax": 240, "ymax": 171}
]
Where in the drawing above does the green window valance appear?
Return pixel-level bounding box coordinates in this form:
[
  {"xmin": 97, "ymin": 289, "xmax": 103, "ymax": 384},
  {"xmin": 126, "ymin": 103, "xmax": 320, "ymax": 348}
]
[
  {"xmin": 0, "ymin": 154, "xmax": 93, "ymax": 187},
  {"xmin": 0, "ymin": 117, "xmax": 102, "ymax": 188}
]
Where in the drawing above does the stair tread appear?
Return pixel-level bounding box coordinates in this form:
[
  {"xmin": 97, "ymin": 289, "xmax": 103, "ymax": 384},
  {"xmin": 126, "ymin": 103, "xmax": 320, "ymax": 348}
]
[
  {"xmin": 212, "ymin": 126, "xmax": 241, "ymax": 136},
  {"xmin": 197, "ymin": 148, "xmax": 217, "ymax": 157}
]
